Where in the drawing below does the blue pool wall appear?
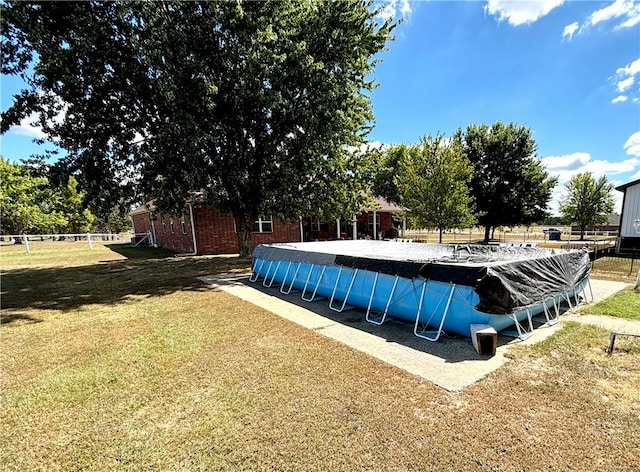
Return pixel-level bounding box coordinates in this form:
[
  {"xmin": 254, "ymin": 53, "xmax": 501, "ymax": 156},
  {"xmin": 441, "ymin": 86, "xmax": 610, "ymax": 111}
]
[{"xmin": 251, "ymin": 257, "xmax": 589, "ymax": 338}]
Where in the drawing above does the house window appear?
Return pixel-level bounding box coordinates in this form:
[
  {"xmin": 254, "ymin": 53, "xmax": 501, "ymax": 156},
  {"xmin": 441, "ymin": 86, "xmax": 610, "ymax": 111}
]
[
  {"xmin": 253, "ymin": 216, "xmax": 273, "ymax": 233},
  {"xmin": 170, "ymin": 219, "xmax": 175, "ymax": 234},
  {"xmin": 311, "ymin": 218, "xmax": 329, "ymax": 232},
  {"xmin": 162, "ymin": 218, "xmax": 167, "ymax": 233},
  {"xmin": 181, "ymin": 218, "xmax": 187, "ymax": 234}
]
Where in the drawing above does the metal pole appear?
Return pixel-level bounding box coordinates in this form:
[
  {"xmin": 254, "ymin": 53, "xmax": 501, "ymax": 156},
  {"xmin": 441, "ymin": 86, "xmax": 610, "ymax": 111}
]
[
  {"xmin": 87, "ymin": 233, "xmax": 92, "ymax": 249},
  {"xmin": 373, "ymin": 210, "xmax": 377, "ymax": 240},
  {"xmin": 24, "ymin": 233, "xmax": 30, "ymax": 254},
  {"xmin": 299, "ymin": 216, "xmax": 303, "ymax": 242}
]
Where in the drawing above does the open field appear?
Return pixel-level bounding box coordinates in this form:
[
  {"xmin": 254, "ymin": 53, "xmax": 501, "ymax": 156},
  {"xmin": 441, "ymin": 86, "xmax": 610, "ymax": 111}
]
[
  {"xmin": 404, "ymin": 226, "xmax": 618, "ymax": 245},
  {"xmin": 1, "ymin": 242, "xmax": 639, "ymax": 470}
]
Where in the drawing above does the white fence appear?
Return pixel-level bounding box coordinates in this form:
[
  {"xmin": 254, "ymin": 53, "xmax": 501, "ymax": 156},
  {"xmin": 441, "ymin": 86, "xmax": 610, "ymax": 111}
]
[{"xmin": 1, "ymin": 233, "xmax": 123, "ymax": 253}]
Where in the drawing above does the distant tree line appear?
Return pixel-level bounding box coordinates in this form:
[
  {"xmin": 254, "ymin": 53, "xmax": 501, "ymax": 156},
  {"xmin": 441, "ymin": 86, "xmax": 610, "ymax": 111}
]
[
  {"xmin": 372, "ymin": 121, "xmax": 559, "ymax": 243},
  {"xmin": 0, "ymin": 157, "xmax": 129, "ymax": 236}
]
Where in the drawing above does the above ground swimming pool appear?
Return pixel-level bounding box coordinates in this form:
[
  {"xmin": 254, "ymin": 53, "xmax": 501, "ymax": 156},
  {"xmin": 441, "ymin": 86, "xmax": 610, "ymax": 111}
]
[{"xmin": 250, "ymin": 240, "xmax": 591, "ymax": 341}]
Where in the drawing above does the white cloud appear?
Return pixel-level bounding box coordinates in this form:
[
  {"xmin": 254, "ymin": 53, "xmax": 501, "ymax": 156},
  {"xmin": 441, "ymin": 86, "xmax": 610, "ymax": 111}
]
[
  {"xmin": 586, "ymin": 0, "xmax": 640, "ymax": 29},
  {"xmin": 484, "ymin": 0, "xmax": 565, "ymax": 26},
  {"xmin": 562, "ymin": 21, "xmax": 579, "ymax": 40},
  {"xmin": 376, "ymin": 0, "xmax": 411, "ymax": 21},
  {"xmin": 540, "ymin": 152, "xmax": 639, "ymax": 184},
  {"xmin": 588, "ymin": 0, "xmax": 630, "ymax": 26},
  {"xmin": 624, "ymin": 131, "xmax": 640, "ymax": 157},
  {"xmin": 12, "ymin": 112, "xmax": 47, "ymax": 139},
  {"xmin": 616, "ymin": 57, "xmax": 640, "ymax": 78},
  {"xmin": 611, "ymin": 57, "xmax": 640, "ymax": 102},
  {"xmin": 540, "ymin": 152, "xmax": 591, "ymax": 172},
  {"xmin": 617, "ymin": 75, "xmax": 635, "ymax": 92},
  {"xmin": 612, "ymin": 95, "xmax": 628, "ymax": 103},
  {"xmin": 542, "ymin": 152, "xmax": 638, "ymax": 214},
  {"xmin": 618, "ymin": 9, "xmax": 640, "ymax": 28},
  {"xmin": 8, "ymin": 92, "xmax": 67, "ymax": 141},
  {"xmin": 565, "ymin": 0, "xmax": 640, "ymax": 41}
]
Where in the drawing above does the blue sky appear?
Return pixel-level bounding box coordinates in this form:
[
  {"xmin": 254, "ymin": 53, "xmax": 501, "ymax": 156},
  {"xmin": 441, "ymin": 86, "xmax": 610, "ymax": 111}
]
[
  {"xmin": 1, "ymin": 0, "xmax": 639, "ymax": 215},
  {"xmin": 369, "ymin": 0, "xmax": 640, "ymax": 213}
]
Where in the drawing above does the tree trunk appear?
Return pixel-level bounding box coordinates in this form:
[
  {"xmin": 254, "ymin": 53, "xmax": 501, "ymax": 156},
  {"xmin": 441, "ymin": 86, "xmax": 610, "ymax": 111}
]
[
  {"xmin": 579, "ymin": 226, "xmax": 585, "ymax": 241},
  {"xmin": 483, "ymin": 225, "xmax": 491, "ymax": 243},
  {"xmin": 234, "ymin": 214, "xmax": 254, "ymax": 258},
  {"xmin": 438, "ymin": 228, "xmax": 443, "ymax": 244}
]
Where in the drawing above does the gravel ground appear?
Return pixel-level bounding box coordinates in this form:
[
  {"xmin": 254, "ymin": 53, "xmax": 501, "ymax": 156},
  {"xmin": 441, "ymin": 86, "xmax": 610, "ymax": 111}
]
[{"xmin": 200, "ymin": 274, "xmax": 634, "ymax": 391}]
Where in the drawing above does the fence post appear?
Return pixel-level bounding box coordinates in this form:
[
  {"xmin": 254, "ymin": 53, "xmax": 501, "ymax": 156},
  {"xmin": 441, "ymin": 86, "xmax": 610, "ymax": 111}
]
[
  {"xmin": 24, "ymin": 233, "xmax": 30, "ymax": 254},
  {"xmin": 87, "ymin": 233, "xmax": 92, "ymax": 250}
]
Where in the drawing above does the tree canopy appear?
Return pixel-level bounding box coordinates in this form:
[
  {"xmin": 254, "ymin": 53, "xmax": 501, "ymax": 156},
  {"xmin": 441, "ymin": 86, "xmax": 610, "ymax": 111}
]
[
  {"xmin": 1, "ymin": 0, "xmax": 395, "ymax": 255},
  {"xmin": 455, "ymin": 121, "xmax": 557, "ymax": 242},
  {"xmin": 0, "ymin": 157, "xmax": 94, "ymax": 235},
  {"xmin": 393, "ymin": 135, "xmax": 474, "ymax": 242},
  {"xmin": 559, "ymin": 172, "xmax": 615, "ymax": 240}
]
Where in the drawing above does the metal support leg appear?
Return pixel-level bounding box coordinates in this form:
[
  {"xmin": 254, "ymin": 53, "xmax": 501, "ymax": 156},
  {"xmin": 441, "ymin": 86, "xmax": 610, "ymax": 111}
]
[
  {"xmin": 560, "ymin": 290, "xmax": 574, "ymax": 311},
  {"xmin": 280, "ymin": 262, "xmax": 302, "ymax": 294},
  {"xmin": 366, "ymin": 274, "xmax": 399, "ymax": 325},
  {"xmin": 541, "ymin": 299, "xmax": 560, "ymax": 325},
  {"xmin": 329, "ymin": 268, "xmax": 358, "ymax": 312},
  {"xmin": 502, "ymin": 308, "xmax": 534, "ymax": 340},
  {"xmin": 249, "ymin": 259, "xmax": 266, "ymax": 282},
  {"xmin": 263, "ymin": 260, "xmax": 281, "ymax": 287},
  {"xmin": 414, "ymin": 283, "xmax": 455, "ymax": 342},
  {"xmin": 579, "ymin": 278, "xmax": 593, "ymax": 304},
  {"xmin": 552, "ymin": 297, "xmax": 560, "ymax": 318},
  {"xmin": 301, "ymin": 265, "xmax": 327, "ymax": 302},
  {"xmin": 365, "ymin": 273, "xmax": 380, "ymax": 323}
]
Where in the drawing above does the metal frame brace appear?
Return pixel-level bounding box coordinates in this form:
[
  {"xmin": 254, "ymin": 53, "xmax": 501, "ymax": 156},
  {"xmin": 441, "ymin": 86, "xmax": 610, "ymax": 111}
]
[{"xmin": 414, "ymin": 282, "xmax": 455, "ymax": 342}]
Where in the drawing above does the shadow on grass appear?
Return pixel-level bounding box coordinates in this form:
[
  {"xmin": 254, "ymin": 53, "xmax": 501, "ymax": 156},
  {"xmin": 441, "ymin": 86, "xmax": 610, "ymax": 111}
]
[
  {"xmin": 0, "ymin": 313, "xmax": 43, "ymax": 325},
  {"xmin": 104, "ymin": 243, "xmax": 177, "ymax": 260},
  {"xmin": 1, "ymin": 253, "xmax": 252, "ymax": 317}
]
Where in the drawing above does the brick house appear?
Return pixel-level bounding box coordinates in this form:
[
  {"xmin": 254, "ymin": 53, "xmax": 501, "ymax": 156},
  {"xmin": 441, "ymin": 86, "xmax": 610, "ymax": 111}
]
[
  {"xmin": 301, "ymin": 196, "xmax": 406, "ymax": 241},
  {"xmin": 131, "ymin": 196, "xmax": 407, "ymax": 255},
  {"xmin": 130, "ymin": 203, "xmax": 302, "ymax": 255},
  {"xmin": 616, "ymin": 178, "xmax": 640, "ymax": 253},
  {"xmin": 570, "ymin": 213, "xmax": 620, "ymax": 234}
]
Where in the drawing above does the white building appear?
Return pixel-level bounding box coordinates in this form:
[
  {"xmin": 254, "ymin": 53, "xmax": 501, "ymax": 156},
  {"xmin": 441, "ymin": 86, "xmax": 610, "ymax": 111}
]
[{"xmin": 616, "ymin": 178, "xmax": 640, "ymax": 253}]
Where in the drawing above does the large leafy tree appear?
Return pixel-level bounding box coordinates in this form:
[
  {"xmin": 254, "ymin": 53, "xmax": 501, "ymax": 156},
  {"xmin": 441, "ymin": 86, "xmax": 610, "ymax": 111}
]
[
  {"xmin": 456, "ymin": 121, "xmax": 557, "ymax": 243},
  {"xmin": 1, "ymin": 0, "xmax": 395, "ymax": 256},
  {"xmin": 559, "ymin": 172, "xmax": 615, "ymax": 241},
  {"xmin": 0, "ymin": 157, "xmax": 66, "ymax": 234},
  {"xmin": 394, "ymin": 135, "xmax": 474, "ymax": 243},
  {"xmin": 56, "ymin": 175, "xmax": 95, "ymax": 233},
  {"xmin": 371, "ymin": 144, "xmax": 405, "ymax": 204}
]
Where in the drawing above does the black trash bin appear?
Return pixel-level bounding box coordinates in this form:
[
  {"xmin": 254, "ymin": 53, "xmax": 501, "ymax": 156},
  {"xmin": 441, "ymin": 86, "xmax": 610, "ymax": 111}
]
[{"xmin": 549, "ymin": 230, "xmax": 561, "ymax": 241}]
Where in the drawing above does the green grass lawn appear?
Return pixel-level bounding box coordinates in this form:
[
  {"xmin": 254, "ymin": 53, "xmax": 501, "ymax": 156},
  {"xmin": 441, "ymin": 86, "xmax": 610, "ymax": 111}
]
[
  {"xmin": 1, "ymin": 243, "xmax": 639, "ymax": 471},
  {"xmin": 586, "ymin": 287, "xmax": 640, "ymax": 321}
]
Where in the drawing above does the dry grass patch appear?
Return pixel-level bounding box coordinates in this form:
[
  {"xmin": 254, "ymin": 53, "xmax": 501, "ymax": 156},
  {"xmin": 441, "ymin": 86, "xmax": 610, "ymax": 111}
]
[{"xmin": 1, "ymin": 243, "xmax": 639, "ymax": 470}]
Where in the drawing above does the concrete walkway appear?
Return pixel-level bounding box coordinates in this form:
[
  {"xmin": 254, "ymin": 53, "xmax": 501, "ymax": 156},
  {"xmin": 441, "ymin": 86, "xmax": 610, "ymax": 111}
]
[{"xmin": 199, "ymin": 274, "xmax": 633, "ymax": 392}]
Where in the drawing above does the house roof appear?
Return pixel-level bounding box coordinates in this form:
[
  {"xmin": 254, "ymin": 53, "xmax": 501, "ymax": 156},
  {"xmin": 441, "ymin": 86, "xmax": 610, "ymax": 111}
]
[
  {"xmin": 130, "ymin": 202, "xmax": 155, "ymax": 216},
  {"xmin": 363, "ymin": 196, "xmax": 407, "ymax": 213},
  {"xmin": 130, "ymin": 195, "xmax": 407, "ymax": 217},
  {"xmin": 615, "ymin": 178, "xmax": 640, "ymax": 192}
]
